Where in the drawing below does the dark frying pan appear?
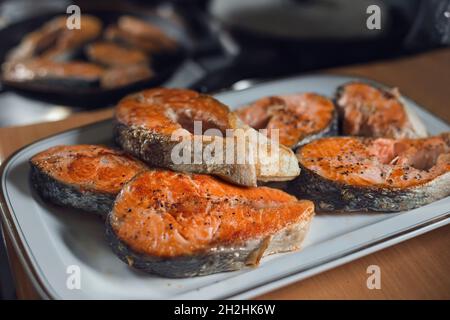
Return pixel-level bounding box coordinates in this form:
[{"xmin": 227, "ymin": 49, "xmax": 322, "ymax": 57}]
[{"xmin": 0, "ymin": 9, "xmax": 195, "ymax": 107}]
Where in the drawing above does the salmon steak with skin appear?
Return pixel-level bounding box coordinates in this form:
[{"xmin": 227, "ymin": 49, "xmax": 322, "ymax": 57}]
[
  {"xmin": 336, "ymin": 82, "xmax": 427, "ymax": 139},
  {"xmin": 4, "ymin": 15, "xmax": 102, "ymax": 64},
  {"xmin": 290, "ymin": 133, "xmax": 450, "ymax": 212},
  {"xmin": 237, "ymin": 93, "xmax": 338, "ymax": 149},
  {"xmin": 5, "ymin": 16, "xmax": 67, "ymax": 63},
  {"xmin": 100, "ymin": 64, "xmax": 154, "ymax": 89},
  {"xmin": 85, "ymin": 42, "xmax": 149, "ymax": 67},
  {"xmin": 106, "ymin": 170, "xmax": 315, "ymax": 277},
  {"xmin": 114, "ymin": 88, "xmax": 300, "ymax": 187},
  {"xmin": 104, "ymin": 16, "xmax": 177, "ymax": 54},
  {"xmin": 41, "ymin": 15, "xmax": 102, "ymax": 61},
  {"xmin": 30, "ymin": 145, "xmax": 146, "ymax": 215}
]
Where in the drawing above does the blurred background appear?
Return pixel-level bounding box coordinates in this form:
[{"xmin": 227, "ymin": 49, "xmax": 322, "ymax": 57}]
[
  {"xmin": 0, "ymin": 0, "xmax": 449, "ymax": 299},
  {"xmin": 0, "ymin": 0, "xmax": 448, "ymax": 128}
]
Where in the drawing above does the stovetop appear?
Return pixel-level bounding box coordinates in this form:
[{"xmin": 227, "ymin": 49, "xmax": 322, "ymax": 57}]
[{"xmin": 0, "ymin": 0, "xmax": 231, "ymax": 127}]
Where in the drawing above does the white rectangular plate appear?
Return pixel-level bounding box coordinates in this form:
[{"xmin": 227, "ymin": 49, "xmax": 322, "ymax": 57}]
[{"xmin": 1, "ymin": 74, "xmax": 449, "ymax": 300}]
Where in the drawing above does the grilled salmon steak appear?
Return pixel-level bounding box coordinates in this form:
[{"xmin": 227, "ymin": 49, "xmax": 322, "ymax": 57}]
[
  {"xmin": 86, "ymin": 42, "xmax": 149, "ymax": 67},
  {"xmin": 106, "ymin": 170, "xmax": 314, "ymax": 277},
  {"xmin": 3, "ymin": 58, "xmax": 104, "ymax": 88},
  {"xmin": 117, "ymin": 16, "xmax": 177, "ymax": 52},
  {"xmin": 30, "ymin": 145, "xmax": 146, "ymax": 214},
  {"xmin": 237, "ymin": 93, "xmax": 338, "ymax": 149},
  {"xmin": 290, "ymin": 133, "xmax": 450, "ymax": 212},
  {"xmin": 104, "ymin": 16, "xmax": 177, "ymax": 53},
  {"xmin": 114, "ymin": 88, "xmax": 300, "ymax": 187},
  {"xmin": 336, "ymin": 82, "xmax": 427, "ymax": 139}
]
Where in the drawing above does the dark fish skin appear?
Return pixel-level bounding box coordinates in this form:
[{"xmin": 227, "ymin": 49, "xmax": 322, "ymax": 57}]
[
  {"xmin": 105, "ymin": 219, "xmax": 311, "ymax": 278},
  {"xmin": 114, "ymin": 122, "xmax": 178, "ymax": 168},
  {"xmin": 30, "ymin": 164, "xmax": 115, "ymax": 214},
  {"xmin": 335, "ymin": 81, "xmax": 427, "ymax": 139},
  {"xmin": 289, "ymin": 162, "xmax": 450, "ymax": 212},
  {"xmin": 236, "ymin": 93, "xmax": 339, "ymax": 150},
  {"xmin": 2, "ymin": 59, "xmax": 104, "ymax": 89},
  {"xmin": 114, "ymin": 88, "xmax": 300, "ymax": 187},
  {"xmin": 117, "ymin": 122, "xmax": 271, "ymax": 188},
  {"xmin": 114, "ymin": 122, "xmax": 257, "ymax": 187}
]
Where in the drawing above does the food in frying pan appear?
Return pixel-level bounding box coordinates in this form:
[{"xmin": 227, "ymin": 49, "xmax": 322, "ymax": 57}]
[
  {"xmin": 86, "ymin": 42, "xmax": 149, "ymax": 67},
  {"xmin": 290, "ymin": 133, "xmax": 450, "ymax": 212},
  {"xmin": 237, "ymin": 93, "xmax": 338, "ymax": 149},
  {"xmin": 336, "ymin": 82, "xmax": 427, "ymax": 139},
  {"xmin": 2, "ymin": 14, "xmax": 178, "ymax": 90},
  {"xmin": 41, "ymin": 15, "xmax": 103, "ymax": 61},
  {"xmin": 3, "ymin": 58, "xmax": 104, "ymax": 88},
  {"xmin": 106, "ymin": 170, "xmax": 314, "ymax": 277},
  {"xmin": 7, "ymin": 15, "xmax": 102, "ymax": 63},
  {"xmin": 100, "ymin": 64, "xmax": 154, "ymax": 89},
  {"xmin": 30, "ymin": 145, "xmax": 146, "ymax": 215},
  {"xmin": 104, "ymin": 15, "xmax": 177, "ymax": 53},
  {"xmin": 114, "ymin": 88, "xmax": 300, "ymax": 186}
]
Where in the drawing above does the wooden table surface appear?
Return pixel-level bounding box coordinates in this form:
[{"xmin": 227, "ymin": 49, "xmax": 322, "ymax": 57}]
[{"xmin": 1, "ymin": 49, "xmax": 449, "ymax": 300}]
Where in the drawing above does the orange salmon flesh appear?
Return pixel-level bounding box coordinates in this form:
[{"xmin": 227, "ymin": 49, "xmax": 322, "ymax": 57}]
[
  {"xmin": 30, "ymin": 145, "xmax": 146, "ymax": 194},
  {"xmin": 116, "ymin": 88, "xmax": 231, "ymax": 135},
  {"xmin": 336, "ymin": 82, "xmax": 427, "ymax": 139},
  {"xmin": 297, "ymin": 134, "xmax": 450, "ymax": 188},
  {"xmin": 237, "ymin": 93, "xmax": 335, "ymax": 148},
  {"xmin": 110, "ymin": 170, "xmax": 315, "ymax": 257}
]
